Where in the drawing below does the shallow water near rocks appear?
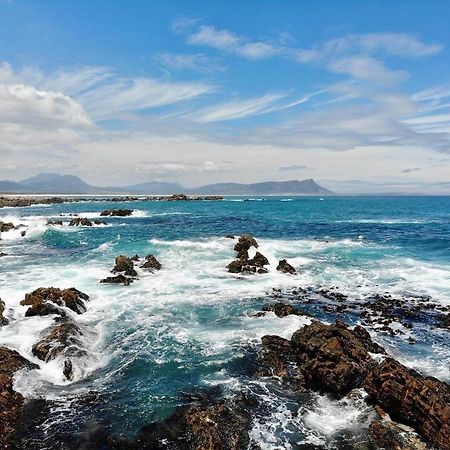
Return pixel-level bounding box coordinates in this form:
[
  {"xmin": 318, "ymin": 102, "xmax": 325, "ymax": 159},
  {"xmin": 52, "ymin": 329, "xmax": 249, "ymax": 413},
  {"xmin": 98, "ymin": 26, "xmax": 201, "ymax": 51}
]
[{"xmin": 1, "ymin": 195, "xmax": 449, "ymax": 448}]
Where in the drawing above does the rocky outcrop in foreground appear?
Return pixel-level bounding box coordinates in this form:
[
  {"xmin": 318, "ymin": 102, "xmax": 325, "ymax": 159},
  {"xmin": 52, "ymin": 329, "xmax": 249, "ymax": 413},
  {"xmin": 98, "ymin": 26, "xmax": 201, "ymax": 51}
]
[
  {"xmin": 258, "ymin": 319, "xmax": 450, "ymax": 450},
  {"xmin": 0, "ymin": 347, "xmax": 38, "ymax": 450}
]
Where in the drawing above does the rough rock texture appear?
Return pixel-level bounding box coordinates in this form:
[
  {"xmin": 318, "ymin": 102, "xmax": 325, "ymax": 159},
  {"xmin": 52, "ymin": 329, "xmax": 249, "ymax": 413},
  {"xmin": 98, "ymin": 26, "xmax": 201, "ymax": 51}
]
[
  {"xmin": 68, "ymin": 217, "xmax": 93, "ymax": 227},
  {"xmin": 0, "ymin": 221, "xmax": 16, "ymax": 232},
  {"xmin": 100, "ymin": 274, "xmax": 133, "ymax": 286},
  {"xmin": 20, "ymin": 287, "xmax": 89, "ymax": 316},
  {"xmin": 364, "ymin": 358, "xmax": 450, "ymax": 450},
  {"xmin": 32, "ymin": 321, "xmax": 85, "ymax": 380},
  {"xmin": 140, "ymin": 254, "xmax": 161, "ymax": 271},
  {"xmin": 0, "ymin": 347, "xmax": 38, "ymax": 450},
  {"xmin": 233, "ymin": 234, "xmax": 258, "ymax": 259},
  {"xmin": 249, "ymin": 252, "xmax": 269, "ymax": 268},
  {"xmin": 113, "ymin": 255, "xmax": 137, "ymax": 276},
  {"xmin": 0, "ymin": 196, "xmax": 65, "ymax": 208},
  {"xmin": 262, "ymin": 302, "xmax": 307, "ymax": 317},
  {"xmin": 257, "ymin": 335, "xmax": 294, "ymax": 380},
  {"xmin": 46, "ymin": 220, "xmax": 63, "ymax": 226},
  {"xmin": 134, "ymin": 394, "xmax": 255, "ymax": 450},
  {"xmin": 276, "ymin": 259, "xmax": 297, "ymax": 274},
  {"xmin": 100, "ymin": 209, "xmax": 133, "ymax": 217},
  {"xmin": 94, "ymin": 220, "xmax": 107, "ymax": 225},
  {"xmin": 0, "ymin": 298, "xmax": 8, "ymax": 325}
]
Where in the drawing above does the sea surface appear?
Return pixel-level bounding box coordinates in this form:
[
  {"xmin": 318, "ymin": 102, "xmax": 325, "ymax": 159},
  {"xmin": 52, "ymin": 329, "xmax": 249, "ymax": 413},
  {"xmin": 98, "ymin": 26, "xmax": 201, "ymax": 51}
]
[{"xmin": 1, "ymin": 195, "xmax": 449, "ymax": 448}]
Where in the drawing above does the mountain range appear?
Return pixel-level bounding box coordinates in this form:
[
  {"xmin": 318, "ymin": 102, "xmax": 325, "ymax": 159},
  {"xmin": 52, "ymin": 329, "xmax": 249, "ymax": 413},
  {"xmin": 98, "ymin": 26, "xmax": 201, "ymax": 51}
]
[{"xmin": 0, "ymin": 173, "xmax": 333, "ymax": 195}]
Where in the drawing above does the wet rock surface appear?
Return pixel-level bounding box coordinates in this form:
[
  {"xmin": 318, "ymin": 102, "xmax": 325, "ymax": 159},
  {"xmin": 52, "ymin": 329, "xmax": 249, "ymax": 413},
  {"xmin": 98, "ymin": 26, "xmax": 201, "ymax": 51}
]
[
  {"xmin": 113, "ymin": 255, "xmax": 137, "ymax": 276},
  {"xmin": 227, "ymin": 235, "xmax": 270, "ymax": 274},
  {"xmin": 68, "ymin": 217, "xmax": 93, "ymax": 227},
  {"xmin": 276, "ymin": 259, "xmax": 297, "ymax": 274},
  {"xmin": 261, "ymin": 302, "xmax": 308, "ymax": 317},
  {"xmin": 100, "ymin": 209, "xmax": 133, "ymax": 217},
  {"xmin": 0, "ymin": 298, "xmax": 8, "ymax": 325},
  {"xmin": 20, "ymin": 287, "xmax": 89, "ymax": 316},
  {"xmin": 100, "ymin": 274, "xmax": 134, "ymax": 285},
  {"xmin": 0, "ymin": 347, "xmax": 38, "ymax": 450},
  {"xmin": 140, "ymin": 254, "xmax": 161, "ymax": 271}
]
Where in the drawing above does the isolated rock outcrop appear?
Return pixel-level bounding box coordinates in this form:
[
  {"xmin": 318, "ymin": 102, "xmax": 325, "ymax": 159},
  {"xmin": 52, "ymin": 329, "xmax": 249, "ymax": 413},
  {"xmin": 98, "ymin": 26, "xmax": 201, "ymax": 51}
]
[
  {"xmin": 112, "ymin": 255, "xmax": 137, "ymax": 276},
  {"xmin": 68, "ymin": 217, "xmax": 93, "ymax": 227},
  {"xmin": 100, "ymin": 209, "xmax": 133, "ymax": 217},
  {"xmin": 140, "ymin": 254, "xmax": 161, "ymax": 271},
  {"xmin": 276, "ymin": 259, "xmax": 297, "ymax": 274},
  {"xmin": 20, "ymin": 287, "xmax": 89, "ymax": 317},
  {"xmin": 100, "ymin": 274, "xmax": 133, "ymax": 286},
  {"xmin": 227, "ymin": 235, "xmax": 269, "ymax": 274},
  {"xmin": 233, "ymin": 234, "xmax": 258, "ymax": 259}
]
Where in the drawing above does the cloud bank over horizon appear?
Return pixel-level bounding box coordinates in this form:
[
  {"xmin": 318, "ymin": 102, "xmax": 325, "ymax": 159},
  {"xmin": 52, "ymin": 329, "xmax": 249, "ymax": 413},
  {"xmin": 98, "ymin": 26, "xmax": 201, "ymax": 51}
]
[{"xmin": 0, "ymin": 1, "xmax": 449, "ymax": 193}]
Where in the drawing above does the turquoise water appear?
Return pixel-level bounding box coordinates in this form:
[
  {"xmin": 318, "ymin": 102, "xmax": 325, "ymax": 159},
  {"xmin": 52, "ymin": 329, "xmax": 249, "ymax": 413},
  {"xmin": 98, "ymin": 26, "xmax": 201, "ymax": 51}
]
[{"xmin": 1, "ymin": 196, "xmax": 449, "ymax": 447}]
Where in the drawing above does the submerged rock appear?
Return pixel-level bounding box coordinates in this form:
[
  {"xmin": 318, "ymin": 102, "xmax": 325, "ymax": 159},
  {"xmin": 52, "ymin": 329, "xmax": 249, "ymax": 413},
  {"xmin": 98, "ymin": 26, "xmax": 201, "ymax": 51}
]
[
  {"xmin": 140, "ymin": 254, "xmax": 161, "ymax": 271},
  {"xmin": 364, "ymin": 358, "xmax": 450, "ymax": 450},
  {"xmin": 112, "ymin": 255, "xmax": 137, "ymax": 276},
  {"xmin": 93, "ymin": 219, "xmax": 107, "ymax": 225},
  {"xmin": 0, "ymin": 347, "xmax": 38, "ymax": 449},
  {"xmin": 100, "ymin": 274, "xmax": 133, "ymax": 286},
  {"xmin": 68, "ymin": 217, "xmax": 93, "ymax": 227},
  {"xmin": 100, "ymin": 209, "xmax": 133, "ymax": 217},
  {"xmin": 20, "ymin": 287, "xmax": 89, "ymax": 316},
  {"xmin": 262, "ymin": 302, "xmax": 307, "ymax": 317},
  {"xmin": 276, "ymin": 259, "xmax": 297, "ymax": 274},
  {"xmin": 32, "ymin": 320, "xmax": 86, "ymax": 380}
]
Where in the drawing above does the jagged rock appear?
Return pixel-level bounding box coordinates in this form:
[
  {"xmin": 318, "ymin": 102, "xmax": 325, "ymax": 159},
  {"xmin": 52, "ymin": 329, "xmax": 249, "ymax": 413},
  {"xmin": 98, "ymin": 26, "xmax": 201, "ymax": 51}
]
[
  {"xmin": 68, "ymin": 217, "xmax": 93, "ymax": 227},
  {"xmin": 0, "ymin": 221, "xmax": 16, "ymax": 232},
  {"xmin": 0, "ymin": 347, "xmax": 38, "ymax": 449},
  {"xmin": 276, "ymin": 259, "xmax": 297, "ymax": 274},
  {"xmin": 46, "ymin": 220, "xmax": 63, "ymax": 226},
  {"xmin": 438, "ymin": 312, "xmax": 450, "ymax": 329},
  {"xmin": 225, "ymin": 235, "xmax": 235, "ymax": 239},
  {"xmin": 227, "ymin": 259, "xmax": 245, "ymax": 273},
  {"xmin": 32, "ymin": 321, "xmax": 86, "ymax": 380},
  {"xmin": 257, "ymin": 335, "xmax": 294, "ymax": 379},
  {"xmin": 134, "ymin": 394, "xmax": 254, "ymax": 450},
  {"xmin": 262, "ymin": 302, "xmax": 308, "ymax": 317},
  {"xmin": 0, "ymin": 196, "xmax": 65, "ymax": 208},
  {"xmin": 130, "ymin": 254, "xmax": 140, "ymax": 261},
  {"xmin": 20, "ymin": 287, "xmax": 89, "ymax": 316},
  {"xmin": 233, "ymin": 234, "xmax": 258, "ymax": 259},
  {"xmin": 364, "ymin": 358, "xmax": 450, "ymax": 450},
  {"xmin": 0, "ymin": 299, "xmax": 8, "ymax": 325},
  {"xmin": 112, "ymin": 255, "xmax": 137, "ymax": 276},
  {"xmin": 94, "ymin": 220, "xmax": 107, "ymax": 225},
  {"xmin": 100, "ymin": 274, "xmax": 133, "ymax": 286},
  {"xmin": 369, "ymin": 407, "xmax": 427, "ymax": 450},
  {"xmin": 140, "ymin": 254, "xmax": 161, "ymax": 271},
  {"xmin": 249, "ymin": 251, "xmax": 269, "ymax": 268},
  {"xmin": 100, "ymin": 209, "xmax": 133, "ymax": 217}
]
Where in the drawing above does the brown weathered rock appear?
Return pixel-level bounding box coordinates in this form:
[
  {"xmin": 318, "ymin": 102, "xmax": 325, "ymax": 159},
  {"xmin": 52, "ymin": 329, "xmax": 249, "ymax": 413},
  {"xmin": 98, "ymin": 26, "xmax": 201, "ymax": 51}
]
[
  {"xmin": 0, "ymin": 347, "xmax": 38, "ymax": 449},
  {"xmin": 249, "ymin": 251, "xmax": 269, "ymax": 268},
  {"xmin": 262, "ymin": 302, "xmax": 307, "ymax": 318},
  {"xmin": 68, "ymin": 217, "xmax": 93, "ymax": 227},
  {"xmin": 32, "ymin": 321, "xmax": 86, "ymax": 381},
  {"xmin": 100, "ymin": 209, "xmax": 133, "ymax": 217},
  {"xmin": 0, "ymin": 221, "xmax": 16, "ymax": 232},
  {"xmin": 140, "ymin": 254, "xmax": 161, "ymax": 271},
  {"xmin": 233, "ymin": 234, "xmax": 258, "ymax": 259},
  {"xmin": 227, "ymin": 259, "xmax": 244, "ymax": 273},
  {"xmin": 364, "ymin": 358, "xmax": 450, "ymax": 450},
  {"xmin": 100, "ymin": 274, "xmax": 133, "ymax": 286},
  {"xmin": 257, "ymin": 335, "xmax": 294, "ymax": 379},
  {"xmin": 112, "ymin": 255, "xmax": 137, "ymax": 276},
  {"xmin": 276, "ymin": 259, "xmax": 297, "ymax": 274},
  {"xmin": 20, "ymin": 287, "xmax": 89, "ymax": 316}
]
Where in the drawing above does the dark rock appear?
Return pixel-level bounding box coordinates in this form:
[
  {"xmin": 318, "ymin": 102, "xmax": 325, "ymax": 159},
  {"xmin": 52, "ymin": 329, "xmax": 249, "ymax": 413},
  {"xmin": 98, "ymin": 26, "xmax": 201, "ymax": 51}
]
[
  {"xmin": 0, "ymin": 347, "xmax": 38, "ymax": 449},
  {"xmin": 20, "ymin": 287, "xmax": 89, "ymax": 316},
  {"xmin": 233, "ymin": 234, "xmax": 258, "ymax": 259},
  {"xmin": 0, "ymin": 299, "xmax": 8, "ymax": 325},
  {"xmin": 225, "ymin": 235, "xmax": 235, "ymax": 239},
  {"xmin": 249, "ymin": 251, "xmax": 269, "ymax": 268},
  {"xmin": 100, "ymin": 209, "xmax": 133, "ymax": 217},
  {"xmin": 130, "ymin": 254, "xmax": 140, "ymax": 261},
  {"xmin": 113, "ymin": 255, "xmax": 137, "ymax": 276},
  {"xmin": 227, "ymin": 259, "xmax": 244, "ymax": 273},
  {"xmin": 262, "ymin": 302, "xmax": 307, "ymax": 317},
  {"xmin": 364, "ymin": 358, "xmax": 450, "ymax": 450},
  {"xmin": 46, "ymin": 220, "xmax": 63, "ymax": 226},
  {"xmin": 257, "ymin": 335, "xmax": 294, "ymax": 380},
  {"xmin": 32, "ymin": 321, "xmax": 86, "ymax": 380},
  {"xmin": 68, "ymin": 217, "xmax": 93, "ymax": 227},
  {"xmin": 93, "ymin": 220, "xmax": 107, "ymax": 225},
  {"xmin": 276, "ymin": 259, "xmax": 297, "ymax": 274},
  {"xmin": 100, "ymin": 274, "xmax": 133, "ymax": 286},
  {"xmin": 140, "ymin": 254, "xmax": 161, "ymax": 271},
  {"xmin": 0, "ymin": 221, "xmax": 16, "ymax": 232},
  {"xmin": 0, "ymin": 252, "xmax": 7, "ymax": 257}
]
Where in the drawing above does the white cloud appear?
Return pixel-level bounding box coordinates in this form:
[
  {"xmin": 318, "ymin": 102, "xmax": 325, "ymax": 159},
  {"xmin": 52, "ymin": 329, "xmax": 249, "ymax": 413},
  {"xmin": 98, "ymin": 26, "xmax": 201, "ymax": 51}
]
[{"xmin": 156, "ymin": 53, "xmax": 225, "ymax": 72}]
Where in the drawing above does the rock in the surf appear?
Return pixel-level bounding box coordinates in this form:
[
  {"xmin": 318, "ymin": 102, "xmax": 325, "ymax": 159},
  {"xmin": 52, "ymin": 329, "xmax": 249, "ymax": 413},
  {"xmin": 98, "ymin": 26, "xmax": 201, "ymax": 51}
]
[
  {"xmin": 94, "ymin": 219, "xmax": 107, "ymax": 225},
  {"xmin": 68, "ymin": 217, "xmax": 93, "ymax": 227},
  {"xmin": 233, "ymin": 234, "xmax": 258, "ymax": 259},
  {"xmin": 112, "ymin": 255, "xmax": 137, "ymax": 276},
  {"xmin": 100, "ymin": 274, "xmax": 133, "ymax": 286},
  {"xmin": 46, "ymin": 220, "xmax": 63, "ymax": 226},
  {"xmin": 276, "ymin": 259, "xmax": 297, "ymax": 274},
  {"xmin": 0, "ymin": 299, "xmax": 8, "ymax": 325},
  {"xmin": 0, "ymin": 347, "xmax": 38, "ymax": 449},
  {"xmin": 0, "ymin": 221, "xmax": 16, "ymax": 232},
  {"xmin": 364, "ymin": 357, "xmax": 450, "ymax": 450},
  {"xmin": 100, "ymin": 209, "xmax": 133, "ymax": 217},
  {"xmin": 20, "ymin": 287, "xmax": 89, "ymax": 316},
  {"xmin": 140, "ymin": 254, "xmax": 161, "ymax": 271},
  {"xmin": 32, "ymin": 320, "xmax": 86, "ymax": 380},
  {"xmin": 262, "ymin": 302, "xmax": 308, "ymax": 317}
]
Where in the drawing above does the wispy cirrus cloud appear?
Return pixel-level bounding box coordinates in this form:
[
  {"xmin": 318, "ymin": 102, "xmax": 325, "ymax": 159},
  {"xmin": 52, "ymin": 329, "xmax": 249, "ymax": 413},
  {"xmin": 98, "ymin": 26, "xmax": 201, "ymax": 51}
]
[{"xmin": 156, "ymin": 52, "xmax": 226, "ymax": 73}]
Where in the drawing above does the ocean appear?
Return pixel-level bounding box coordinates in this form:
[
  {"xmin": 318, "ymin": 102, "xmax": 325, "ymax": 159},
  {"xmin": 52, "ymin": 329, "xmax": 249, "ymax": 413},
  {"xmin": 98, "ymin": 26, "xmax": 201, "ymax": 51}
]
[{"xmin": 1, "ymin": 195, "xmax": 449, "ymax": 448}]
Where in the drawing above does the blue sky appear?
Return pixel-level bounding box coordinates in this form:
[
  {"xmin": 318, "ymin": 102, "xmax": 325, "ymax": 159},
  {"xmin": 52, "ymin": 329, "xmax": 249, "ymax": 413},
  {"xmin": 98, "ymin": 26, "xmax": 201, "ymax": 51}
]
[{"xmin": 0, "ymin": 0, "xmax": 449, "ymax": 192}]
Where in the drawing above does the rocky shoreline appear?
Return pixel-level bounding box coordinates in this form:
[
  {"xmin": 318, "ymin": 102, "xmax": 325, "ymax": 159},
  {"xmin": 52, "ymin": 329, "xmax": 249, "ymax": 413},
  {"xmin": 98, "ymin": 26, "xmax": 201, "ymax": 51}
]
[{"xmin": 1, "ymin": 233, "xmax": 449, "ymax": 449}]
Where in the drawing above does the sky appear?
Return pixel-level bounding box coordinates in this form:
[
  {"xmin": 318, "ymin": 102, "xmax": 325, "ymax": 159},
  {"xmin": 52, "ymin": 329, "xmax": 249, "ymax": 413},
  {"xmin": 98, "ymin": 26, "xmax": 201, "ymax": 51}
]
[{"xmin": 0, "ymin": 0, "xmax": 450, "ymax": 193}]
